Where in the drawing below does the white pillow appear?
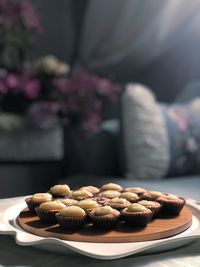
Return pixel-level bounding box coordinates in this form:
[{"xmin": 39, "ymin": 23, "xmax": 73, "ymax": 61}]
[{"xmin": 122, "ymin": 84, "xmax": 170, "ymax": 179}]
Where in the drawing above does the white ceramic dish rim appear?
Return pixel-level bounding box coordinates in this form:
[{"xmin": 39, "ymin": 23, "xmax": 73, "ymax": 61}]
[{"xmin": 0, "ymin": 197, "xmax": 200, "ymax": 260}]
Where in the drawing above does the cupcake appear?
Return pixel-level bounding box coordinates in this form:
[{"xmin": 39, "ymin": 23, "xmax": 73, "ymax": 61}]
[
  {"xmin": 79, "ymin": 186, "xmax": 100, "ymax": 195},
  {"xmin": 57, "ymin": 198, "xmax": 78, "ymax": 207},
  {"xmin": 71, "ymin": 189, "xmax": 93, "ymax": 200},
  {"xmin": 157, "ymin": 194, "xmax": 186, "ymax": 215},
  {"xmin": 56, "ymin": 206, "xmax": 87, "ymax": 230},
  {"xmin": 107, "ymin": 197, "xmax": 131, "ymax": 211},
  {"xmin": 138, "ymin": 200, "xmax": 161, "ymax": 217},
  {"xmin": 98, "ymin": 190, "xmax": 121, "ymax": 199},
  {"xmin": 123, "ymin": 187, "xmax": 147, "ymax": 196},
  {"xmin": 101, "ymin": 183, "xmax": 123, "ymax": 192},
  {"xmin": 120, "ymin": 192, "xmax": 140, "ymax": 203},
  {"xmin": 92, "ymin": 196, "xmax": 109, "ymax": 206},
  {"xmin": 89, "ymin": 206, "xmax": 120, "ymax": 229},
  {"xmin": 49, "ymin": 184, "xmax": 71, "ymax": 198},
  {"xmin": 77, "ymin": 199, "xmax": 100, "ymax": 214},
  {"xmin": 141, "ymin": 190, "xmax": 163, "ymax": 201},
  {"xmin": 122, "ymin": 203, "xmax": 152, "ymax": 227},
  {"xmin": 36, "ymin": 201, "xmax": 66, "ymax": 223},
  {"xmin": 25, "ymin": 193, "xmax": 52, "ymax": 213}
]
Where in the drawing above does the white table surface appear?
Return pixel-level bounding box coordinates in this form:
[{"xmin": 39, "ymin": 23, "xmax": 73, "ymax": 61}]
[{"xmin": 0, "ymin": 196, "xmax": 200, "ymax": 267}]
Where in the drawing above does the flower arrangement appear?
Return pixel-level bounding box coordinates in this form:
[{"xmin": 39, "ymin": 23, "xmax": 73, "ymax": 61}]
[
  {"xmin": 0, "ymin": 0, "xmax": 122, "ymax": 132},
  {"xmin": 0, "ymin": 0, "xmax": 42, "ymax": 70}
]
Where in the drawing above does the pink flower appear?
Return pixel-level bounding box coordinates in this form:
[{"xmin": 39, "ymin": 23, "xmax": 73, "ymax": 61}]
[
  {"xmin": 19, "ymin": 0, "xmax": 42, "ymax": 32},
  {"xmin": 97, "ymin": 78, "xmax": 122, "ymax": 98},
  {"xmin": 0, "ymin": 0, "xmax": 19, "ymax": 27},
  {"xmin": 0, "ymin": 0, "xmax": 42, "ymax": 31},
  {"xmin": 53, "ymin": 78, "xmax": 71, "ymax": 94},
  {"xmin": 23, "ymin": 79, "xmax": 41, "ymax": 99},
  {"xmin": 5, "ymin": 73, "xmax": 19, "ymax": 89},
  {"xmin": 70, "ymin": 69, "xmax": 99, "ymax": 91}
]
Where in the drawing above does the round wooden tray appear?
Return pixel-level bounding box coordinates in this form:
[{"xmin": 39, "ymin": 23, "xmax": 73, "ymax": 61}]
[{"xmin": 17, "ymin": 206, "xmax": 192, "ymax": 243}]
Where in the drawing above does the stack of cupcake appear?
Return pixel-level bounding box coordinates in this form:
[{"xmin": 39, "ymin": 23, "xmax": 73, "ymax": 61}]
[{"xmin": 25, "ymin": 182, "xmax": 186, "ymax": 230}]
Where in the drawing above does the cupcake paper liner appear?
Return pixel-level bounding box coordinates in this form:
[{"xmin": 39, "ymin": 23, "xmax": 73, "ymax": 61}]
[
  {"xmin": 35, "ymin": 208, "xmax": 59, "ymax": 223},
  {"xmin": 138, "ymin": 202, "xmax": 162, "ymax": 218},
  {"xmin": 121, "ymin": 210, "xmax": 152, "ymax": 227},
  {"xmin": 157, "ymin": 198, "xmax": 185, "ymax": 215},
  {"xmin": 25, "ymin": 198, "xmax": 41, "ymax": 214},
  {"xmin": 89, "ymin": 211, "xmax": 121, "ymax": 229},
  {"xmin": 51, "ymin": 193, "xmax": 69, "ymax": 199},
  {"xmin": 56, "ymin": 214, "xmax": 86, "ymax": 230}
]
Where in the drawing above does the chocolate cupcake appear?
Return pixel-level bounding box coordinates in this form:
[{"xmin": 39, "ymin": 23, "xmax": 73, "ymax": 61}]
[
  {"xmin": 89, "ymin": 206, "xmax": 120, "ymax": 229},
  {"xmin": 71, "ymin": 189, "xmax": 93, "ymax": 200},
  {"xmin": 122, "ymin": 203, "xmax": 152, "ymax": 227},
  {"xmin": 56, "ymin": 206, "xmax": 87, "ymax": 229},
  {"xmin": 36, "ymin": 201, "xmax": 66, "ymax": 223},
  {"xmin": 98, "ymin": 190, "xmax": 121, "ymax": 199},
  {"xmin": 49, "ymin": 184, "xmax": 71, "ymax": 198},
  {"xmin": 141, "ymin": 190, "xmax": 163, "ymax": 201},
  {"xmin": 120, "ymin": 192, "xmax": 140, "ymax": 203},
  {"xmin": 79, "ymin": 186, "xmax": 100, "ymax": 195},
  {"xmin": 101, "ymin": 183, "xmax": 123, "ymax": 192},
  {"xmin": 107, "ymin": 197, "xmax": 131, "ymax": 211},
  {"xmin": 123, "ymin": 187, "xmax": 147, "ymax": 196},
  {"xmin": 25, "ymin": 193, "xmax": 52, "ymax": 213},
  {"xmin": 138, "ymin": 200, "xmax": 161, "ymax": 217},
  {"xmin": 157, "ymin": 194, "xmax": 186, "ymax": 215}
]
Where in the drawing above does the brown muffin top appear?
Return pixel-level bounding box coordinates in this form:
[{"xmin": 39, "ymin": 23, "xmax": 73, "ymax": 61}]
[
  {"xmin": 101, "ymin": 183, "xmax": 123, "ymax": 192},
  {"xmin": 71, "ymin": 189, "xmax": 93, "ymax": 199},
  {"xmin": 123, "ymin": 187, "xmax": 147, "ymax": 194},
  {"xmin": 125, "ymin": 203, "xmax": 150, "ymax": 213},
  {"xmin": 77, "ymin": 199, "xmax": 99, "ymax": 210},
  {"xmin": 142, "ymin": 191, "xmax": 163, "ymax": 199},
  {"xmin": 57, "ymin": 206, "xmax": 86, "ymax": 217},
  {"xmin": 57, "ymin": 198, "xmax": 78, "ymax": 206},
  {"xmin": 108, "ymin": 197, "xmax": 130, "ymax": 205},
  {"xmin": 138, "ymin": 200, "xmax": 161, "ymax": 207},
  {"xmin": 79, "ymin": 186, "xmax": 100, "ymax": 194},
  {"xmin": 31, "ymin": 193, "xmax": 52, "ymax": 203},
  {"xmin": 38, "ymin": 201, "xmax": 66, "ymax": 211},
  {"xmin": 98, "ymin": 190, "xmax": 121, "ymax": 198},
  {"xmin": 120, "ymin": 192, "xmax": 140, "ymax": 201},
  {"xmin": 49, "ymin": 184, "xmax": 71, "ymax": 195},
  {"xmin": 157, "ymin": 194, "xmax": 185, "ymax": 203}
]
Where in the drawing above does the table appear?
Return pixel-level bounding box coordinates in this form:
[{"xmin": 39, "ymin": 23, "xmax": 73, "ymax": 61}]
[
  {"xmin": 0, "ymin": 191, "xmax": 200, "ymax": 266},
  {"xmin": 0, "ymin": 234, "xmax": 200, "ymax": 267}
]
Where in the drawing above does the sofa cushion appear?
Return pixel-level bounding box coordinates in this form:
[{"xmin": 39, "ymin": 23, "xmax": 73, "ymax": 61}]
[{"xmin": 122, "ymin": 83, "xmax": 200, "ymax": 179}]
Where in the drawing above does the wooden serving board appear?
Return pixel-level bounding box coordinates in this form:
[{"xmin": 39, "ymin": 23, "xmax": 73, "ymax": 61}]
[{"xmin": 17, "ymin": 206, "xmax": 192, "ymax": 243}]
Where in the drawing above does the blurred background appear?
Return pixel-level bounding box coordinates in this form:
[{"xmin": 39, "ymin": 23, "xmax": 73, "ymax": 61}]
[{"xmin": 1, "ymin": 0, "xmax": 200, "ymax": 197}]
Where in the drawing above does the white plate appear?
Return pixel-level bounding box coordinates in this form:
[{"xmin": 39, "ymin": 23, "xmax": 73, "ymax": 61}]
[{"xmin": 0, "ymin": 197, "xmax": 200, "ymax": 260}]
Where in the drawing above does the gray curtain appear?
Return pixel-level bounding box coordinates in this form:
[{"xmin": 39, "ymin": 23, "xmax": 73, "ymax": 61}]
[
  {"xmin": 29, "ymin": 0, "xmax": 77, "ymax": 64},
  {"xmin": 78, "ymin": 0, "xmax": 200, "ymax": 101}
]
